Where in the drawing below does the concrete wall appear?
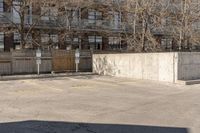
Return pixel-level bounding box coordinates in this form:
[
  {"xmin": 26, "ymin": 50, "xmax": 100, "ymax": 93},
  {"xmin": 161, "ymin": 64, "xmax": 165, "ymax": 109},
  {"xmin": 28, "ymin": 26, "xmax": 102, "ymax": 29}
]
[
  {"xmin": 93, "ymin": 52, "xmax": 200, "ymax": 82},
  {"xmin": 178, "ymin": 52, "xmax": 200, "ymax": 80},
  {"xmin": 93, "ymin": 53, "xmax": 179, "ymax": 83}
]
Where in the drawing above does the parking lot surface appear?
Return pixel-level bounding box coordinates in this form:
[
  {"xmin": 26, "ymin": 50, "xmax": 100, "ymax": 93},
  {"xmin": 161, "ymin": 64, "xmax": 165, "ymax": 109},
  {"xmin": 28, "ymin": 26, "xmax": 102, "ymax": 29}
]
[{"xmin": 0, "ymin": 75, "xmax": 199, "ymax": 133}]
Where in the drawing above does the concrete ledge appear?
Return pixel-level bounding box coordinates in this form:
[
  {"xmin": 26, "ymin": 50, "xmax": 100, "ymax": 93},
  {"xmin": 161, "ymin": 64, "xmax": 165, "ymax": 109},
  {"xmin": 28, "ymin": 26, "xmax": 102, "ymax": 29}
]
[
  {"xmin": 177, "ymin": 79, "xmax": 200, "ymax": 85},
  {"xmin": 0, "ymin": 72, "xmax": 95, "ymax": 81}
]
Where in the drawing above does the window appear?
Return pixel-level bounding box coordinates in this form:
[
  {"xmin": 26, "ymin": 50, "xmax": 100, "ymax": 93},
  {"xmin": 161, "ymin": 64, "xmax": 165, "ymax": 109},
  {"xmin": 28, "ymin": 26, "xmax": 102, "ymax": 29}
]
[
  {"xmin": 96, "ymin": 36, "xmax": 102, "ymax": 43},
  {"xmin": 41, "ymin": 34, "xmax": 58, "ymax": 43},
  {"xmin": 41, "ymin": 6, "xmax": 58, "ymax": 21},
  {"xmin": 0, "ymin": 0, "xmax": 3, "ymax": 12},
  {"xmin": 71, "ymin": 10, "xmax": 79, "ymax": 24},
  {"xmin": 41, "ymin": 7, "xmax": 49, "ymax": 21},
  {"xmin": 12, "ymin": 1, "xmax": 21, "ymax": 23},
  {"xmin": 41, "ymin": 34, "xmax": 49, "ymax": 43},
  {"xmin": 73, "ymin": 37, "xmax": 79, "ymax": 43},
  {"xmin": 14, "ymin": 33, "xmax": 21, "ymax": 49},
  {"xmin": 109, "ymin": 37, "xmax": 121, "ymax": 50},
  {"xmin": 26, "ymin": 5, "xmax": 32, "ymax": 24},
  {"xmin": 88, "ymin": 9, "xmax": 102, "ymax": 24},
  {"xmin": 12, "ymin": 0, "xmax": 32, "ymax": 24},
  {"xmin": 112, "ymin": 12, "xmax": 121, "ymax": 29},
  {"xmin": 50, "ymin": 34, "xmax": 58, "ymax": 43},
  {"xmin": 73, "ymin": 37, "xmax": 81, "ymax": 49},
  {"xmin": 88, "ymin": 36, "xmax": 102, "ymax": 50},
  {"xmin": 73, "ymin": 37, "xmax": 81, "ymax": 44},
  {"xmin": 50, "ymin": 7, "xmax": 58, "ymax": 20},
  {"xmin": 14, "ymin": 33, "xmax": 21, "ymax": 43},
  {"xmin": 65, "ymin": 35, "xmax": 71, "ymax": 42},
  {"xmin": 112, "ymin": 0, "xmax": 125, "ymax": 4},
  {"xmin": 26, "ymin": 34, "xmax": 32, "ymax": 42},
  {"xmin": 88, "ymin": 10, "xmax": 96, "ymax": 24},
  {"xmin": 64, "ymin": 9, "xmax": 80, "ymax": 27},
  {"xmin": 0, "ymin": 32, "xmax": 4, "ymax": 51},
  {"xmin": 65, "ymin": 35, "xmax": 81, "ymax": 49},
  {"xmin": 161, "ymin": 38, "xmax": 172, "ymax": 49},
  {"xmin": 88, "ymin": 36, "xmax": 95, "ymax": 43}
]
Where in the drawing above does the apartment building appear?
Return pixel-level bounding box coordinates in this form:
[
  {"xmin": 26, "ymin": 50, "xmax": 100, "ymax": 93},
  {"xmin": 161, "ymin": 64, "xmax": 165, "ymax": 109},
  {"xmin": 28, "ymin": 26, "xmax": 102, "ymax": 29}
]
[
  {"xmin": 0, "ymin": 0, "xmax": 129, "ymax": 52},
  {"xmin": 155, "ymin": 0, "xmax": 200, "ymax": 51},
  {"xmin": 2, "ymin": 0, "xmax": 198, "ymax": 53}
]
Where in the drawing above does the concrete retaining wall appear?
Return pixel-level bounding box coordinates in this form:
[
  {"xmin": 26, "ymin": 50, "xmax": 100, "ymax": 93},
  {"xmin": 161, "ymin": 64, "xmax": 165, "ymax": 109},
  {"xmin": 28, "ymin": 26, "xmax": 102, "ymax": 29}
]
[
  {"xmin": 178, "ymin": 52, "xmax": 200, "ymax": 80},
  {"xmin": 93, "ymin": 52, "xmax": 200, "ymax": 83}
]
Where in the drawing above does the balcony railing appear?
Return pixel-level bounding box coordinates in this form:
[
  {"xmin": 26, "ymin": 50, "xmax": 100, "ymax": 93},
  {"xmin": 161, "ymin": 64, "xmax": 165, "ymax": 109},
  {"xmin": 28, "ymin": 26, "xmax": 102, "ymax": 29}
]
[
  {"xmin": 0, "ymin": 12, "xmax": 33, "ymax": 25},
  {"xmin": 0, "ymin": 12, "xmax": 133, "ymax": 32},
  {"xmin": 0, "ymin": 12, "xmax": 14, "ymax": 24},
  {"xmin": 79, "ymin": 19, "xmax": 124, "ymax": 31},
  {"xmin": 94, "ymin": 0, "xmax": 127, "ymax": 6}
]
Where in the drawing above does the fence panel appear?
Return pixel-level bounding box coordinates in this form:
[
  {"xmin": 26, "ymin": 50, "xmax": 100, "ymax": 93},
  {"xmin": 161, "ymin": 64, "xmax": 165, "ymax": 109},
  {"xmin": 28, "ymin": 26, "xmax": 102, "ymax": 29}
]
[
  {"xmin": 52, "ymin": 50, "xmax": 92, "ymax": 72},
  {"xmin": 40, "ymin": 51, "xmax": 52, "ymax": 73},
  {"xmin": 12, "ymin": 50, "xmax": 52, "ymax": 74},
  {"xmin": 12, "ymin": 50, "xmax": 36, "ymax": 74},
  {"xmin": 12, "ymin": 57, "xmax": 36, "ymax": 74},
  {"xmin": 0, "ymin": 52, "xmax": 12, "ymax": 75},
  {"xmin": 0, "ymin": 49, "xmax": 91, "ymax": 75},
  {"xmin": 79, "ymin": 50, "xmax": 92, "ymax": 72},
  {"xmin": 52, "ymin": 50, "xmax": 76, "ymax": 72}
]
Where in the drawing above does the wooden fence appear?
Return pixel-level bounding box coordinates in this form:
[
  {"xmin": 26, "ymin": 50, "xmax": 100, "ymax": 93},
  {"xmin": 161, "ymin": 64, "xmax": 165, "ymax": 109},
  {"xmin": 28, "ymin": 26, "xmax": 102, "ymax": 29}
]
[
  {"xmin": 0, "ymin": 52, "xmax": 12, "ymax": 75},
  {"xmin": 0, "ymin": 50, "xmax": 92, "ymax": 75},
  {"xmin": 11, "ymin": 50, "xmax": 52, "ymax": 74},
  {"xmin": 52, "ymin": 50, "xmax": 92, "ymax": 72},
  {"xmin": 52, "ymin": 50, "xmax": 75, "ymax": 72}
]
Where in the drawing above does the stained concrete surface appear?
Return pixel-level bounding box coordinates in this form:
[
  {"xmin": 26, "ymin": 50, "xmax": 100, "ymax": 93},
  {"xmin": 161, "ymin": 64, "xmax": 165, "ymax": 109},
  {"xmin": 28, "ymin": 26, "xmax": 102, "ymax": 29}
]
[{"xmin": 0, "ymin": 75, "xmax": 199, "ymax": 133}]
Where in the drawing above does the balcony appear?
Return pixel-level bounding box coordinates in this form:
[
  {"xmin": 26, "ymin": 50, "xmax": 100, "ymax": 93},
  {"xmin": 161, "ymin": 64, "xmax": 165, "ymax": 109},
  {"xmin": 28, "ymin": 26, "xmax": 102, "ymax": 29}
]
[
  {"xmin": 0, "ymin": 12, "xmax": 133, "ymax": 32},
  {"xmin": 0, "ymin": 12, "xmax": 13, "ymax": 24},
  {"xmin": 79, "ymin": 19, "xmax": 125, "ymax": 32},
  {"xmin": 0, "ymin": 12, "xmax": 33, "ymax": 25},
  {"xmin": 0, "ymin": 12, "xmax": 60, "ymax": 28},
  {"xmin": 94, "ymin": 0, "xmax": 127, "ymax": 6}
]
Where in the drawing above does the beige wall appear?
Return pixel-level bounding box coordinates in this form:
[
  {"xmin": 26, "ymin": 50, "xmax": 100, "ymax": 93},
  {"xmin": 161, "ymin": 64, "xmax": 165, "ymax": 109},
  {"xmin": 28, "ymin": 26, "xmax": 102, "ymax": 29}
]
[
  {"xmin": 93, "ymin": 53, "xmax": 179, "ymax": 83},
  {"xmin": 93, "ymin": 52, "xmax": 200, "ymax": 82}
]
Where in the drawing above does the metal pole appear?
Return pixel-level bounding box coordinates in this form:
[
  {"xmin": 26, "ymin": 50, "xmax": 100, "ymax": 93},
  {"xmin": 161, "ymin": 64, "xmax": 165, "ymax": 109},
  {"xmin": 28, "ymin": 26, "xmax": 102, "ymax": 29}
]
[
  {"xmin": 76, "ymin": 63, "xmax": 78, "ymax": 72},
  {"xmin": 37, "ymin": 63, "xmax": 40, "ymax": 75}
]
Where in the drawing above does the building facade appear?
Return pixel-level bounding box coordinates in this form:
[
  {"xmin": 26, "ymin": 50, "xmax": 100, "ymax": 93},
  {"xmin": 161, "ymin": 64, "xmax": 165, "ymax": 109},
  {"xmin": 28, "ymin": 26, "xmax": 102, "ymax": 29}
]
[
  {"xmin": 1, "ymin": 0, "xmax": 200, "ymax": 52},
  {"xmin": 0, "ymin": 0, "xmax": 129, "ymax": 52}
]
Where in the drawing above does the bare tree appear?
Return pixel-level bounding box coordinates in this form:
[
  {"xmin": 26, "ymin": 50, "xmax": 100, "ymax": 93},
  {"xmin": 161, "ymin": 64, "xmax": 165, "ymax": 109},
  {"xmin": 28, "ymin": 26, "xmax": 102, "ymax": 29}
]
[
  {"xmin": 54, "ymin": 0, "xmax": 90, "ymax": 50},
  {"xmin": 1, "ymin": 0, "xmax": 57, "ymax": 49},
  {"xmin": 122, "ymin": 0, "xmax": 164, "ymax": 52},
  {"xmin": 123, "ymin": 0, "xmax": 200, "ymax": 52}
]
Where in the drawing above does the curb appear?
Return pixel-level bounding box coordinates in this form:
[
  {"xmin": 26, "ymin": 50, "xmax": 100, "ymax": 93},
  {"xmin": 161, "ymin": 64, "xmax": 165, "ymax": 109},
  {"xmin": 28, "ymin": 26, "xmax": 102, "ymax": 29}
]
[
  {"xmin": 177, "ymin": 80, "xmax": 200, "ymax": 85},
  {"xmin": 0, "ymin": 72, "xmax": 95, "ymax": 81}
]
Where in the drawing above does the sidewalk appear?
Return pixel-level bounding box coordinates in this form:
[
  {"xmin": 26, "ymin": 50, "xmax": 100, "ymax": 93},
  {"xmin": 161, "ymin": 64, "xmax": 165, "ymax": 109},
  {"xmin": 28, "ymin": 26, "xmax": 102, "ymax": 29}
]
[{"xmin": 0, "ymin": 72, "xmax": 95, "ymax": 81}]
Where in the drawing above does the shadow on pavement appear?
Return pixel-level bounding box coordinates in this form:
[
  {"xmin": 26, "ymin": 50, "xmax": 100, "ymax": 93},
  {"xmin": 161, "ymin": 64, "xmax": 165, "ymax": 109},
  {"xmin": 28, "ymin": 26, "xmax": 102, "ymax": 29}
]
[{"xmin": 0, "ymin": 120, "xmax": 189, "ymax": 133}]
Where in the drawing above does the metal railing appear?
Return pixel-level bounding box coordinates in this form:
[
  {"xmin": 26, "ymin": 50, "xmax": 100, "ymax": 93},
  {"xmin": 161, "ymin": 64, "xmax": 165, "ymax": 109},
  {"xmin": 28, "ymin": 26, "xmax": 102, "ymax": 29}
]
[{"xmin": 0, "ymin": 12, "xmax": 133, "ymax": 32}]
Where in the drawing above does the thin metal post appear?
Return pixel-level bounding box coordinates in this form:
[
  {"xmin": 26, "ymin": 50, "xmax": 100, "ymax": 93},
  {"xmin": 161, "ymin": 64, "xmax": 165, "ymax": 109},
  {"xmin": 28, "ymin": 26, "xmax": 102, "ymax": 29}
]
[
  {"xmin": 76, "ymin": 63, "xmax": 78, "ymax": 72},
  {"xmin": 37, "ymin": 63, "xmax": 40, "ymax": 75},
  {"xmin": 75, "ymin": 49, "xmax": 80, "ymax": 73}
]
